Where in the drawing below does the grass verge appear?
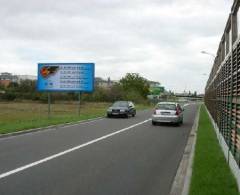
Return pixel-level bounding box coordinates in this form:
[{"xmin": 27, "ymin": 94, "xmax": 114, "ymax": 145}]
[
  {"xmin": 189, "ymin": 105, "xmax": 239, "ymax": 195},
  {"xmin": 0, "ymin": 101, "xmax": 152, "ymax": 134}
]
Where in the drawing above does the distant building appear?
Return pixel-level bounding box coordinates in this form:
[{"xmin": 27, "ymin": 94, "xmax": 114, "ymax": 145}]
[
  {"xmin": 175, "ymin": 91, "xmax": 189, "ymax": 97},
  {"xmin": 16, "ymin": 75, "xmax": 37, "ymax": 82},
  {"xmin": 0, "ymin": 72, "xmax": 17, "ymax": 87},
  {"xmin": 148, "ymin": 81, "xmax": 161, "ymax": 88},
  {"xmin": 95, "ymin": 77, "xmax": 118, "ymax": 88},
  {"xmin": 0, "ymin": 72, "xmax": 18, "ymax": 82},
  {"xmin": 0, "ymin": 80, "xmax": 11, "ymax": 87},
  {"xmin": 0, "ymin": 72, "xmax": 37, "ymax": 87}
]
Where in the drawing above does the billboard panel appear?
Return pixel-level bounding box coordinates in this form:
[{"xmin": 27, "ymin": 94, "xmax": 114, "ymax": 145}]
[{"xmin": 37, "ymin": 63, "xmax": 94, "ymax": 92}]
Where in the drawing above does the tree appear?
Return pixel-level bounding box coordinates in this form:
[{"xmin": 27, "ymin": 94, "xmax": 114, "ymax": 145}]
[
  {"xmin": 119, "ymin": 73, "xmax": 150, "ymax": 100},
  {"xmin": 0, "ymin": 83, "xmax": 5, "ymax": 90},
  {"xmin": 17, "ymin": 80, "xmax": 36, "ymax": 93},
  {"xmin": 108, "ymin": 84, "xmax": 125, "ymax": 101},
  {"xmin": 7, "ymin": 82, "xmax": 19, "ymax": 90}
]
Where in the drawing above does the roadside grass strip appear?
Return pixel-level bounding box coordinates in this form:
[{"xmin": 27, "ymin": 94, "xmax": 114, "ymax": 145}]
[
  {"xmin": 189, "ymin": 105, "xmax": 239, "ymax": 195},
  {"xmin": 0, "ymin": 102, "xmax": 152, "ymax": 134}
]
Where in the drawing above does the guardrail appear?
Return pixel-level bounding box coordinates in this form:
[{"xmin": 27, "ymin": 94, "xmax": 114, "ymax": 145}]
[{"xmin": 205, "ymin": 0, "xmax": 240, "ymax": 167}]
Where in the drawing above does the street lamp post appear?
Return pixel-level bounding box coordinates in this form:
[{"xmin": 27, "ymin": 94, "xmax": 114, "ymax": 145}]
[
  {"xmin": 200, "ymin": 51, "xmax": 215, "ymax": 77},
  {"xmin": 201, "ymin": 51, "xmax": 216, "ymax": 58}
]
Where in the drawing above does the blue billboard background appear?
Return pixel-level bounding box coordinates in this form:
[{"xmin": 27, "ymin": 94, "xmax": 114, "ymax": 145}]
[{"xmin": 37, "ymin": 63, "xmax": 95, "ymax": 92}]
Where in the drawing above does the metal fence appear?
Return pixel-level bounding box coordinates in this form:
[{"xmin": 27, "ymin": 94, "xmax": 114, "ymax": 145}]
[{"xmin": 205, "ymin": 0, "xmax": 240, "ymax": 166}]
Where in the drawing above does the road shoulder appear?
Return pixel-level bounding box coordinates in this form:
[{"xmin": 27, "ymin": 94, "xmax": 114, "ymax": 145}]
[
  {"xmin": 170, "ymin": 104, "xmax": 200, "ymax": 195},
  {"xmin": 0, "ymin": 117, "xmax": 103, "ymax": 139}
]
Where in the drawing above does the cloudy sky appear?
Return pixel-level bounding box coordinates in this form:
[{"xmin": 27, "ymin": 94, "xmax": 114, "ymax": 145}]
[{"xmin": 0, "ymin": 0, "xmax": 233, "ymax": 93}]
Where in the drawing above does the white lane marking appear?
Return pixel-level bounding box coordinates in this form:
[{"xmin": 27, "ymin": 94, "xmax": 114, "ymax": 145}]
[
  {"xmin": 0, "ymin": 118, "xmax": 151, "ymax": 180},
  {"xmin": 183, "ymin": 103, "xmax": 196, "ymax": 107}
]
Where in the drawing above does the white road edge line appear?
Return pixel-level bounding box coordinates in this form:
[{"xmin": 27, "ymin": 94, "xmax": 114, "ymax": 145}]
[
  {"xmin": 0, "ymin": 118, "xmax": 151, "ymax": 180},
  {"xmin": 183, "ymin": 104, "xmax": 190, "ymax": 107},
  {"xmin": 62, "ymin": 118, "xmax": 104, "ymax": 128}
]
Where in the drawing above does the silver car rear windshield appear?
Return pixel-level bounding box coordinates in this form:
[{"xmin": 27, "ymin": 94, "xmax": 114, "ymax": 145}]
[{"xmin": 156, "ymin": 104, "xmax": 176, "ymax": 110}]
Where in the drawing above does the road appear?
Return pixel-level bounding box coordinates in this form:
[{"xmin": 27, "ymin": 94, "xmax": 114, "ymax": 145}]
[{"xmin": 0, "ymin": 103, "xmax": 198, "ymax": 195}]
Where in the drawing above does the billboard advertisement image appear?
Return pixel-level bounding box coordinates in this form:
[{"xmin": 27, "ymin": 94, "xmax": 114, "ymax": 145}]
[{"xmin": 37, "ymin": 63, "xmax": 95, "ymax": 92}]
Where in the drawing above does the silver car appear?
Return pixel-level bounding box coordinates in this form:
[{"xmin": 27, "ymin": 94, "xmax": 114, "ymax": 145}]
[{"xmin": 152, "ymin": 102, "xmax": 184, "ymax": 125}]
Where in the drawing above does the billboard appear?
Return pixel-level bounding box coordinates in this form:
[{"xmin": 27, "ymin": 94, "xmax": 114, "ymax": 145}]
[{"xmin": 37, "ymin": 63, "xmax": 95, "ymax": 92}]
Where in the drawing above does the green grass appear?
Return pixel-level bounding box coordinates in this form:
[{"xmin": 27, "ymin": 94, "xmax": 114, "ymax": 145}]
[
  {"xmin": 0, "ymin": 101, "xmax": 152, "ymax": 134},
  {"xmin": 135, "ymin": 103, "xmax": 153, "ymax": 110},
  {"xmin": 189, "ymin": 105, "xmax": 239, "ymax": 195}
]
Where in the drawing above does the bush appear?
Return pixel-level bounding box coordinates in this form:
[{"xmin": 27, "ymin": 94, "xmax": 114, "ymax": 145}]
[
  {"xmin": 39, "ymin": 93, "xmax": 48, "ymax": 103},
  {"xmin": 1, "ymin": 92, "xmax": 17, "ymax": 101}
]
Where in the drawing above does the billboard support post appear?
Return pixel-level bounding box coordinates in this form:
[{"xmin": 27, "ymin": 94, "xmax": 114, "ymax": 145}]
[
  {"xmin": 78, "ymin": 92, "xmax": 81, "ymax": 116},
  {"xmin": 48, "ymin": 92, "xmax": 51, "ymax": 119}
]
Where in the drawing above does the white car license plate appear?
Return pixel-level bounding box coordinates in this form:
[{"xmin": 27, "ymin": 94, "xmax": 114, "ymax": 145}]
[{"xmin": 161, "ymin": 112, "xmax": 170, "ymax": 115}]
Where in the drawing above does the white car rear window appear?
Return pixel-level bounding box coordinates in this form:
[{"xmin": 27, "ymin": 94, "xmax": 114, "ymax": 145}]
[{"xmin": 156, "ymin": 104, "xmax": 176, "ymax": 110}]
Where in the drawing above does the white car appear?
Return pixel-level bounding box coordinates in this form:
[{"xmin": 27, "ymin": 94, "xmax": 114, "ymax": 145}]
[{"xmin": 152, "ymin": 102, "xmax": 184, "ymax": 125}]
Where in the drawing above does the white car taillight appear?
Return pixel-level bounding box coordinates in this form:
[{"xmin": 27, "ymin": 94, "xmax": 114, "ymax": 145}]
[{"xmin": 175, "ymin": 109, "xmax": 180, "ymax": 115}]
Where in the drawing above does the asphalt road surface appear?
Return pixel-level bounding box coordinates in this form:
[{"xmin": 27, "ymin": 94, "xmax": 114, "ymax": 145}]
[{"xmin": 0, "ymin": 103, "xmax": 198, "ymax": 195}]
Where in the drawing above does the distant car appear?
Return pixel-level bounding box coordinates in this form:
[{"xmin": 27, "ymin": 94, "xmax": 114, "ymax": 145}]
[
  {"xmin": 107, "ymin": 101, "xmax": 136, "ymax": 118},
  {"xmin": 152, "ymin": 102, "xmax": 184, "ymax": 125}
]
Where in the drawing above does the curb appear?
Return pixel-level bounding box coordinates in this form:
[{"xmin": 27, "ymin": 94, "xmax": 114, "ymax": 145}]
[
  {"xmin": 0, "ymin": 117, "xmax": 104, "ymax": 139},
  {"xmin": 170, "ymin": 104, "xmax": 201, "ymax": 195}
]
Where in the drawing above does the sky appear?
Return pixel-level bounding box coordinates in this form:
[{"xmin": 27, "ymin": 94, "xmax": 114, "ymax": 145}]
[{"xmin": 0, "ymin": 0, "xmax": 233, "ymax": 93}]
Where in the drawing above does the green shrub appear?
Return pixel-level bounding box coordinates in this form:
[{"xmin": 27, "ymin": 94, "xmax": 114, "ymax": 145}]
[{"xmin": 1, "ymin": 92, "xmax": 17, "ymax": 101}]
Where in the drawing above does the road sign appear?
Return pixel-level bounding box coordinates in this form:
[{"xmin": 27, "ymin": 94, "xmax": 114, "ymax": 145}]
[{"xmin": 37, "ymin": 63, "xmax": 95, "ymax": 92}]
